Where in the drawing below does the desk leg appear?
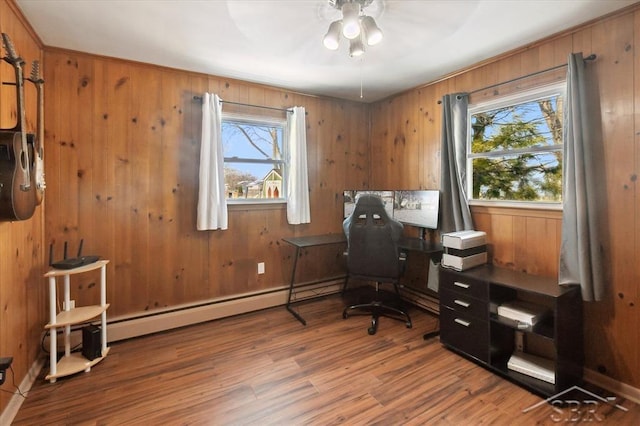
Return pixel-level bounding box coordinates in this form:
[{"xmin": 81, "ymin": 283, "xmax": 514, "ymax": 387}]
[
  {"xmin": 286, "ymin": 246, "xmax": 307, "ymax": 326},
  {"xmin": 423, "ymin": 330, "xmax": 440, "ymax": 340},
  {"xmin": 423, "ymin": 319, "xmax": 440, "ymax": 340}
]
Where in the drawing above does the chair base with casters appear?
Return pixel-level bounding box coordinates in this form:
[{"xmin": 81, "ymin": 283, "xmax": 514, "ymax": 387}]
[{"xmin": 342, "ymin": 281, "xmax": 412, "ymax": 335}]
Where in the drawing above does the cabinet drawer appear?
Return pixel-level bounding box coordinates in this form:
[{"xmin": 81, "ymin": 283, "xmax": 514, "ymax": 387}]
[
  {"xmin": 440, "ymin": 288, "xmax": 487, "ymax": 321},
  {"xmin": 440, "ymin": 269, "xmax": 488, "ymax": 300},
  {"xmin": 440, "ymin": 306, "xmax": 489, "ymax": 363}
]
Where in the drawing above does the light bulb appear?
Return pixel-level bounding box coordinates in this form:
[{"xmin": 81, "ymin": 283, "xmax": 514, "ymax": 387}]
[
  {"xmin": 361, "ymin": 16, "xmax": 383, "ymax": 46},
  {"xmin": 323, "ymin": 20, "xmax": 342, "ymax": 50},
  {"xmin": 349, "ymin": 36, "xmax": 365, "ymax": 58},
  {"xmin": 341, "ymin": 2, "xmax": 361, "ymax": 40}
]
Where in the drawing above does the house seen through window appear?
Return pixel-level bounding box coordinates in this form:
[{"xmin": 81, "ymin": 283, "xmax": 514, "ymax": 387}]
[
  {"xmin": 467, "ymin": 83, "xmax": 565, "ymax": 206},
  {"xmin": 222, "ymin": 113, "xmax": 286, "ymax": 202}
]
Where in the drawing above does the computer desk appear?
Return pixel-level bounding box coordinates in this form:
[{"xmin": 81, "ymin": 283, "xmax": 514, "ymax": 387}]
[{"xmin": 282, "ymin": 234, "xmax": 442, "ymax": 326}]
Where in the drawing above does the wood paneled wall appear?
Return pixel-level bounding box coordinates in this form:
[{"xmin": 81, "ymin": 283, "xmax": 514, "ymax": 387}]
[
  {"xmin": 370, "ymin": 6, "xmax": 640, "ymax": 390},
  {"xmin": 3, "ymin": 1, "xmax": 640, "ymax": 417},
  {"xmin": 41, "ymin": 50, "xmax": 369, "ymax": 317},
  {"xmin": 0, "ymin": 0, "xmax": 44, "ymax": 414}
]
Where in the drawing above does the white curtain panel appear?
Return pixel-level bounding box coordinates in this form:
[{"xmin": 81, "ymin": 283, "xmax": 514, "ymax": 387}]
[
  {"xmin": 197, "ymin": 93, "xmax": 228, "ymax": 231},
  {"xmin": 286, "ymin": 106, "xmax": 311, "ymax": 224}
]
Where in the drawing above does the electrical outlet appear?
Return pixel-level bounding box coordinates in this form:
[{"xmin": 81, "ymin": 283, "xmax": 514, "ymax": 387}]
[
  {"xmin": 63, "ymin": 300, "xmax": 75, "ymax": 310},
  {"xmin": 257, "ymin": 262, "xmax": 265, "ymax": 274}
]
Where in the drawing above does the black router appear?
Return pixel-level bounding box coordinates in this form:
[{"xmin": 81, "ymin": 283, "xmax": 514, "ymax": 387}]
[{"xmin": 49, "ymin": 239, "xmax": 100, "ymax": 269}]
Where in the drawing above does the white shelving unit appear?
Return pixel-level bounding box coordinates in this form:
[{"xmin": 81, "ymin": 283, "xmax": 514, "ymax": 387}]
[{"xmin": 43, "ymin": 260, "xmax": 110, "ymax": 383}]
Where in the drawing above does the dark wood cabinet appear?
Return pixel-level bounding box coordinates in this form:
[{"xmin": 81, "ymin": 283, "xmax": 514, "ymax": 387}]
[{"xmin": 439, "ymin": 265, "xmax": 583, "ymax": 397}]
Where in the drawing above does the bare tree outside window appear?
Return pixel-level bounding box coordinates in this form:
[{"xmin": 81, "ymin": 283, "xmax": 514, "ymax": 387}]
[{"xmin": 222, "ymin": 116, "xmax": 286, "ymax": 201}]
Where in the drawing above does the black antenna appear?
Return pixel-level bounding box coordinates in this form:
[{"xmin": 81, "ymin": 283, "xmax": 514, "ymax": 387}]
[
  {"xmin": 77, "ymin": 239, "xmax": 84, "ymax": 257},
  {"xmin": 63, "ymin": 241, "xmax": 68, "ymax": 259}
]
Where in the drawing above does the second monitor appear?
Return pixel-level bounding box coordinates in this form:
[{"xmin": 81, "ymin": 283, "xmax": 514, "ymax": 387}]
[{"xmin": 343, "ymin": 189, "xmax": 439, "ymax": 230}]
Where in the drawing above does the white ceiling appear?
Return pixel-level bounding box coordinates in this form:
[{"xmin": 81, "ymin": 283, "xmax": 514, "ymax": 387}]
[{"xmin": 15, "ymin": 0, "xmax": 638, "ymax": 103}]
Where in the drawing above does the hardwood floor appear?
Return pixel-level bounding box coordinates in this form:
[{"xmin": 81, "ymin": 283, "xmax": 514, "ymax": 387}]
[{"xmin": 11, "ymin": 294, "xmax": 640, "ymax": 425}]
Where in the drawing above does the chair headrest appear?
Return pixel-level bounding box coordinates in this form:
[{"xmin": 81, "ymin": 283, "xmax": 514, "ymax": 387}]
[{"xmin": 352, "ymin": 194, "xmax": 389, "ymax": 219}]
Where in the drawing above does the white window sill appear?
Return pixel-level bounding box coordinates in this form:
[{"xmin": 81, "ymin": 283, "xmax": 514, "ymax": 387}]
[
  {"xmin": 227, "ymin": 200, "xmax": 286, "ymax": 211},
  {"xmin": 469, "ymin": 200, "xmax": 562, "ymax": 211}
]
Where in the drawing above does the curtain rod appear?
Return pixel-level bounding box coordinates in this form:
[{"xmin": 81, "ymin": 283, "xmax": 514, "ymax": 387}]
[
  {"xmin": 469, "ymin": 54, "xmax": 597, "ymax": 96},
  {"xmin": 193, "ymin": 96, "xmax": 292, "ymax": 113},
  {"xmin": 437, "ymin": 53, "xmax": 597, "ymax": 103}
]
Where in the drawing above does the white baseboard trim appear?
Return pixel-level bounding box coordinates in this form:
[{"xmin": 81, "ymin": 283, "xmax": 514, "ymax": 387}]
[
  {"xmin": 0, "ymin": 356, "xmax": 45, "ymax": 425},
  {"xmin": 400, "ymin": 286, "xmax": 440, "ymax": 315},
  {"xmin": 107, "ymin": 279, "xmax": 345, "ymax": 342},
  {"xmin": 584, "ymin": 368, "xmax": 640, "ymax": 405}
]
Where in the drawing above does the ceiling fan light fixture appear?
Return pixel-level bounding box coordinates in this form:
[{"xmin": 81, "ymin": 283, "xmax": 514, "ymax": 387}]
[
  {"xmin": 323, "ymin": 20, "xmax": 342, "ymax": 50},
  {"xmin": 323, "ymin": 0, "xmax": 381, "ymax": 57},
  {"xmin": 341, "ymin": 2, "xmax": 361, "ymax": 39},
  {"xmin": 349, "ymin": 36, "xmax": 365, "ymax": 58},
  {"xmin": 361, "ymin": 15, "xmax": 383, "ymax": 46}
]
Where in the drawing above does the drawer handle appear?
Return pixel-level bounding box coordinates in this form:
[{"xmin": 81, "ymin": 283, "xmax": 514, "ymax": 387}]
[
  {"xmin": 454, "ymin": 318, "xmax": 471, "ymax": 327},
  {"xmin": 454, "ymin": 281, "xmax": 470, "ymax": 289},
  {"xmin": 454, "ymin": 299, "xmax": 470, "ymax": 308}
]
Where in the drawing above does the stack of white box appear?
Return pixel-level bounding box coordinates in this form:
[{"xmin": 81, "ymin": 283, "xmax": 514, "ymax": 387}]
[{"xmin": 441, "ymin": 230, "xmax": 487, "ymax": 271}]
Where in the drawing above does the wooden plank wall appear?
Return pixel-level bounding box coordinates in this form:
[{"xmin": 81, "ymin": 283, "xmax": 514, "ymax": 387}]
[
  {"xmin": 41, "ymin": 50, "xmax": 369, "ymax": 317},
  {"xmin": 0, "ymin": 0, "xmax": 44, "ymax": 413},
  {"xmin": 3, "ymin": 1, "xmax": 640, "ymax": 417},
  {"xmin": 370, "ymin": 6, "xmax": 640, "ymax": 390}
]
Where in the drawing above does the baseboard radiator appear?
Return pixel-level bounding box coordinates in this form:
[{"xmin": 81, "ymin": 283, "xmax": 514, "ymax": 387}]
[{"xmin": 107, "ymin": 279, "xmax": 345, "ymax": 342}]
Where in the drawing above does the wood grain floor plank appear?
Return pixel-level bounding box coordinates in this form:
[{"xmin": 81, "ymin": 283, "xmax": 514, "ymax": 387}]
[{"xmin": 11, "ymin": 294, "xmax": 640, "ymax": 425}]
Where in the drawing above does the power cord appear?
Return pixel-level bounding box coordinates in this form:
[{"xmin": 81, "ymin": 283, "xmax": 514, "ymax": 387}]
[
  {"xmin": 40, "ymin": 328, "xmax": 86, "ymax": 357},
  {"xmin": 0, "ymin": 366, "xmax": 27, "ymax": 398}
]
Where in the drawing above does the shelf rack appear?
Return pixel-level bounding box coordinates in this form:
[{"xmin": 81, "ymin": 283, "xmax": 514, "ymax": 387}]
[{"xmin": 43, "ymin": 260, "xmax": 110, "ymax": 383}]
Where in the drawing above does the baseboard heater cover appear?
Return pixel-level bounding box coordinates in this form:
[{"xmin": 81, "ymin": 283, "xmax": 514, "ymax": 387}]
[{"xmin": 107, "ymin": 279, "xmax": 344, "ymax": 342}]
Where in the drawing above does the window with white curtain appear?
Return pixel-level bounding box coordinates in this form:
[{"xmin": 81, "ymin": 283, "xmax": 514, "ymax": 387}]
[
  {"xmin": 222, "ymin": 113, "xmax": 287, "ymax": 203},
  {"xmin": 467, "ymin": 83, "xmax": 565, "ymax": 208}
]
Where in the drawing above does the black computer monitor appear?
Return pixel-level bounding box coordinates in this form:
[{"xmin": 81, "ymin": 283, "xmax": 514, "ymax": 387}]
[
  {"xmin": 393, "ymin": 190, "xmax": 440, "ymax": 230},
  {"xmin": 343, "ymin": 190, "xmax": 394, "ymax": 219}
]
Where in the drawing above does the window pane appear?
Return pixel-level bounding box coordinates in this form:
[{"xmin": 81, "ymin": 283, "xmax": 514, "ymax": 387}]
[
  {"xmin": 224, "ymin": 163, "xmax": 283, "ymax": 199},
  {"xmin": 222, "ymin": 118, "xmax": 285, "ymax": 200},
  {"xmin": 222, "ymin": 120, "xmax": 283, "ymax": 160},
  {"xmin": 471, "ymin": 95, "xmax": 563, "ymax": 155},
  {"xmin": 468, "ymin": 86, "xmax": 564, "ymax": 205},
  {"xmin": 471, "ymin": 151, "xmax": 562, "ymax": 202}
]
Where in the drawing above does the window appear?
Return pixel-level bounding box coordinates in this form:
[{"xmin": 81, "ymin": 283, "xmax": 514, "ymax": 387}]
[
  {"xmin": 467, "ymin": 83, "xmax": 565, "ymax": 207},
  {"xmin": 222, "ymin": 113, "xmax": 287, "ymax": 202}
]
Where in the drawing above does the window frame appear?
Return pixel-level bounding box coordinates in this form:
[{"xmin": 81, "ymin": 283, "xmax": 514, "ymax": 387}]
[
  {"xmin": 221, "ymin": 112, "xmax": 288, "ymax": 205},
  {"xmin": 466, "ymin": 82, "xmax": 566, "ymax": 210}
]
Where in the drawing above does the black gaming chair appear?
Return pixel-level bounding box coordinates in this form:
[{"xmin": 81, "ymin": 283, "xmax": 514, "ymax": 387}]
[{"xmin": 342, "ymin": 194, "xmax": 412, "ymax": 335}]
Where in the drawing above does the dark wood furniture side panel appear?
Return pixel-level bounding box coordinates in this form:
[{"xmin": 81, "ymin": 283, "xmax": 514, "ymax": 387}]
[{"xmin": 555, "ymin": 289, "xmax": 584, "ymax": 390}]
